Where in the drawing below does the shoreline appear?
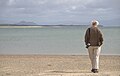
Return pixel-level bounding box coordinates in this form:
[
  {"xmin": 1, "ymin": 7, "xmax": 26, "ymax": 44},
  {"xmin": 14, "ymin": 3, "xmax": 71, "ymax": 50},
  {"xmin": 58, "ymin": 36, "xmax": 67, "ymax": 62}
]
[{"xmin": 0, "ymin": 54, "xmax": 120, "ymax": 56}]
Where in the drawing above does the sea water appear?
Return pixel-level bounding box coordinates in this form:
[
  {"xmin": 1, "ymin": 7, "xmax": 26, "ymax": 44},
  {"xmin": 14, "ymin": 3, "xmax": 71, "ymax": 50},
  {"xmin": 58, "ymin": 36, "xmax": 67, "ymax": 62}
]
[{"xmin": 0, "ymin": 26, "xmax": 120, "ymax": 55}]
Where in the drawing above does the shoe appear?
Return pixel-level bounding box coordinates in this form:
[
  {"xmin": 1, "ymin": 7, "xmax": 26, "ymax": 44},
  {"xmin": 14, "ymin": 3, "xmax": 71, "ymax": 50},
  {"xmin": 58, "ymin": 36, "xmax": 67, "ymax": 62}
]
[
  {"xmin": 91, "ymin": 69, "xmax": 94, "ymax": 72},
  {"xmin": 93, "ymin": 69, "xmax": 98, "ymax": 73},
  {"xmin": 91, "ymin": 69, "xmax": 98, "ymax": 73}
]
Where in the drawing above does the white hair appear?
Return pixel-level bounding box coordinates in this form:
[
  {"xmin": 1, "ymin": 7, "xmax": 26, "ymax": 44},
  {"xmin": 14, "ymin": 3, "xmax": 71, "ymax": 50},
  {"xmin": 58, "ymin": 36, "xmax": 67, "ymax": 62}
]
[{"xmin": 91, "ymin": 20, "xmax": 99, "ymax": 25}]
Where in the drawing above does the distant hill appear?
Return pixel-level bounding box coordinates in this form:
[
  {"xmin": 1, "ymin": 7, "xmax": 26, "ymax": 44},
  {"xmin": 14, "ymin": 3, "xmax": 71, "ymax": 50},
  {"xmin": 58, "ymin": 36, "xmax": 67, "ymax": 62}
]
[{"xmin": 16, "ymin": 21, "xmax": 37, "ymax": 25}]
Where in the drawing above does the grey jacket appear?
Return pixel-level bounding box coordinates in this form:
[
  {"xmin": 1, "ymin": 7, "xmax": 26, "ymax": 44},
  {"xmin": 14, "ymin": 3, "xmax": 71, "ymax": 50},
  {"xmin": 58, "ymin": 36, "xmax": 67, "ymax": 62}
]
[{"xmin": 85, "ymin": 27, "xmax": 103, "ymax": 46}]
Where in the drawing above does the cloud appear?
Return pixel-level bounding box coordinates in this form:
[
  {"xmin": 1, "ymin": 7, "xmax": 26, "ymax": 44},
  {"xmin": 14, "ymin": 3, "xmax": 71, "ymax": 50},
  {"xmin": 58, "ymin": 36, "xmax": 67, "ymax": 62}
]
[{"xmin": 0, "ymin": 0, "xmax": 120, "ymax": 25}]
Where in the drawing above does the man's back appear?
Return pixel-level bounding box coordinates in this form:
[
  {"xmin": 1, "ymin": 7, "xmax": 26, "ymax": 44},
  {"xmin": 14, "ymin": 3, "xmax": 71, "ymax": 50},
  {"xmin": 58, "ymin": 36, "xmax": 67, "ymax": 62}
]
[{"xmin": 85, "ymin": 26, "xmax": 103, "ymax": 46}]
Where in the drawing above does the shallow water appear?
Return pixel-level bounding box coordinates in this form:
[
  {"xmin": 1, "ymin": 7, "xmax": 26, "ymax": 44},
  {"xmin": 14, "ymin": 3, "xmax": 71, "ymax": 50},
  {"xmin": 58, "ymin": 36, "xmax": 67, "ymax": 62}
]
[{"xmin": 0, "ymin": 26, "xmax": 120, "ymax": 55}]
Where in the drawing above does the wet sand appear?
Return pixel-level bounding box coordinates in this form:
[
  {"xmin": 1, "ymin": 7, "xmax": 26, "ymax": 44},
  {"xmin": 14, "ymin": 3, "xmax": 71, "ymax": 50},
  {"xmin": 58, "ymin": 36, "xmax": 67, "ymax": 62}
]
[{"xmin": 0, "ymin": 55, "xmax": 120, "ymax": 76}]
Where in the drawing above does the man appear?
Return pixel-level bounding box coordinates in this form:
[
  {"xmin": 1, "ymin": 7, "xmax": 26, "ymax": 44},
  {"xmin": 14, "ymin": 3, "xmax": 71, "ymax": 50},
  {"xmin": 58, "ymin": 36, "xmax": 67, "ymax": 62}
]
[{"xmin": 84, "ymin": 20, "xmax": 103, "ymax": 73}]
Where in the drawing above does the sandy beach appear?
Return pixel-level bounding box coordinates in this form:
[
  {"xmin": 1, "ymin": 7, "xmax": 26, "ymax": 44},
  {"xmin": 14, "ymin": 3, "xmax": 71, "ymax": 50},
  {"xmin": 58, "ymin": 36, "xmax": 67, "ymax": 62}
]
[{"xmin": 0, "ymin": 55, "xmax": 120, "ymax": 76}]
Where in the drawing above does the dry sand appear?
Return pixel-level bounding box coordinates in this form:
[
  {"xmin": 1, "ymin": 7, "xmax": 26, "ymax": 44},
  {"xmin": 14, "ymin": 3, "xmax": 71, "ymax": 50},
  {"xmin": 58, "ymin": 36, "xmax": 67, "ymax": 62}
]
[{"xmin": 0, "ymin": 55, "xmax": 120, "ymax": 76}]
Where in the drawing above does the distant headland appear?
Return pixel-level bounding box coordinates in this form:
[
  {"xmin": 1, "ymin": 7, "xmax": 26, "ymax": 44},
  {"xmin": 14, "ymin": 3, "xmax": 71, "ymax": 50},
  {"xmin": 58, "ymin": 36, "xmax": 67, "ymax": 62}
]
[{"xmin": 0, "ymin": 21, "xmax": 103, "ymax": 27}]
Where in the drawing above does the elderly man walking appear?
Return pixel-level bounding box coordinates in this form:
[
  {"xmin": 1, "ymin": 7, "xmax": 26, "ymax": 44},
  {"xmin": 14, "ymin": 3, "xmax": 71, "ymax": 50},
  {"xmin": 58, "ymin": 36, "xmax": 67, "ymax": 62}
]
[{"xmin": 84, "ymin": 20, "xmax": 103, "ymax": 73}]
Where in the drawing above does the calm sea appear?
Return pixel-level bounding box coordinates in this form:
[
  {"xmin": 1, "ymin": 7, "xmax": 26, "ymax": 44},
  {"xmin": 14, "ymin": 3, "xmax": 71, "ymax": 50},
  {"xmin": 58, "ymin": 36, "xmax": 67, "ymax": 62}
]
[{"xmin": 0, "ymin": 26, "xmax": 120, "ymax": 55}]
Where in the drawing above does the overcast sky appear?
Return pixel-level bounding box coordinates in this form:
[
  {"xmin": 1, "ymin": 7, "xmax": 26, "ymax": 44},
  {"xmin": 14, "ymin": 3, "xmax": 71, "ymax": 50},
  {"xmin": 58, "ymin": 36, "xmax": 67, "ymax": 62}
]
[{"xmin": 0, "ymin": 0, "xmax": 120, "ymax": 26}]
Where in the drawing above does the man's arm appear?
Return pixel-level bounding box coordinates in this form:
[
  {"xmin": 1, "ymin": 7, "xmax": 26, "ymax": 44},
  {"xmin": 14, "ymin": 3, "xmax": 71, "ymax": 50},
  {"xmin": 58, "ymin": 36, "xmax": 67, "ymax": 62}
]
[
  {"xmin": 99, "ymin": 30, "xmax": 103, "ymax": 45},
  {"xmin": 85, "ymin": 28, "xmax": 90, "ymax": 45}
]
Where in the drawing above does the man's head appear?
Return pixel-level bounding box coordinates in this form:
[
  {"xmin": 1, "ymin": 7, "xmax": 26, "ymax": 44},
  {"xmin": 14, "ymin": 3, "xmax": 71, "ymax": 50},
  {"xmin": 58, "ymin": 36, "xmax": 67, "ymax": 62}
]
[{"xmin": 91, "ymin": 20, "xmax": 99, "ymax": 27}]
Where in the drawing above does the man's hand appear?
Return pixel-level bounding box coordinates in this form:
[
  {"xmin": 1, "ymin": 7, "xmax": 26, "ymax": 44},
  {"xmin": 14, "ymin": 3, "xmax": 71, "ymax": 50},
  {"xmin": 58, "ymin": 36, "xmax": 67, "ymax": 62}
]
[{"xmin": 86, "ymin": 43, "xmax": 90, "ymax": 48}]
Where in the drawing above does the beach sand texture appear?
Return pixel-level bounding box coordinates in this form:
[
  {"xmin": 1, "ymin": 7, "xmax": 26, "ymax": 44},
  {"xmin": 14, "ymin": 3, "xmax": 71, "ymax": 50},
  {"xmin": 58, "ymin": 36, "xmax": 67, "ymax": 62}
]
[{"xmin": 0, "ymin": 55, "xmax": 120, "ymax": 76}]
